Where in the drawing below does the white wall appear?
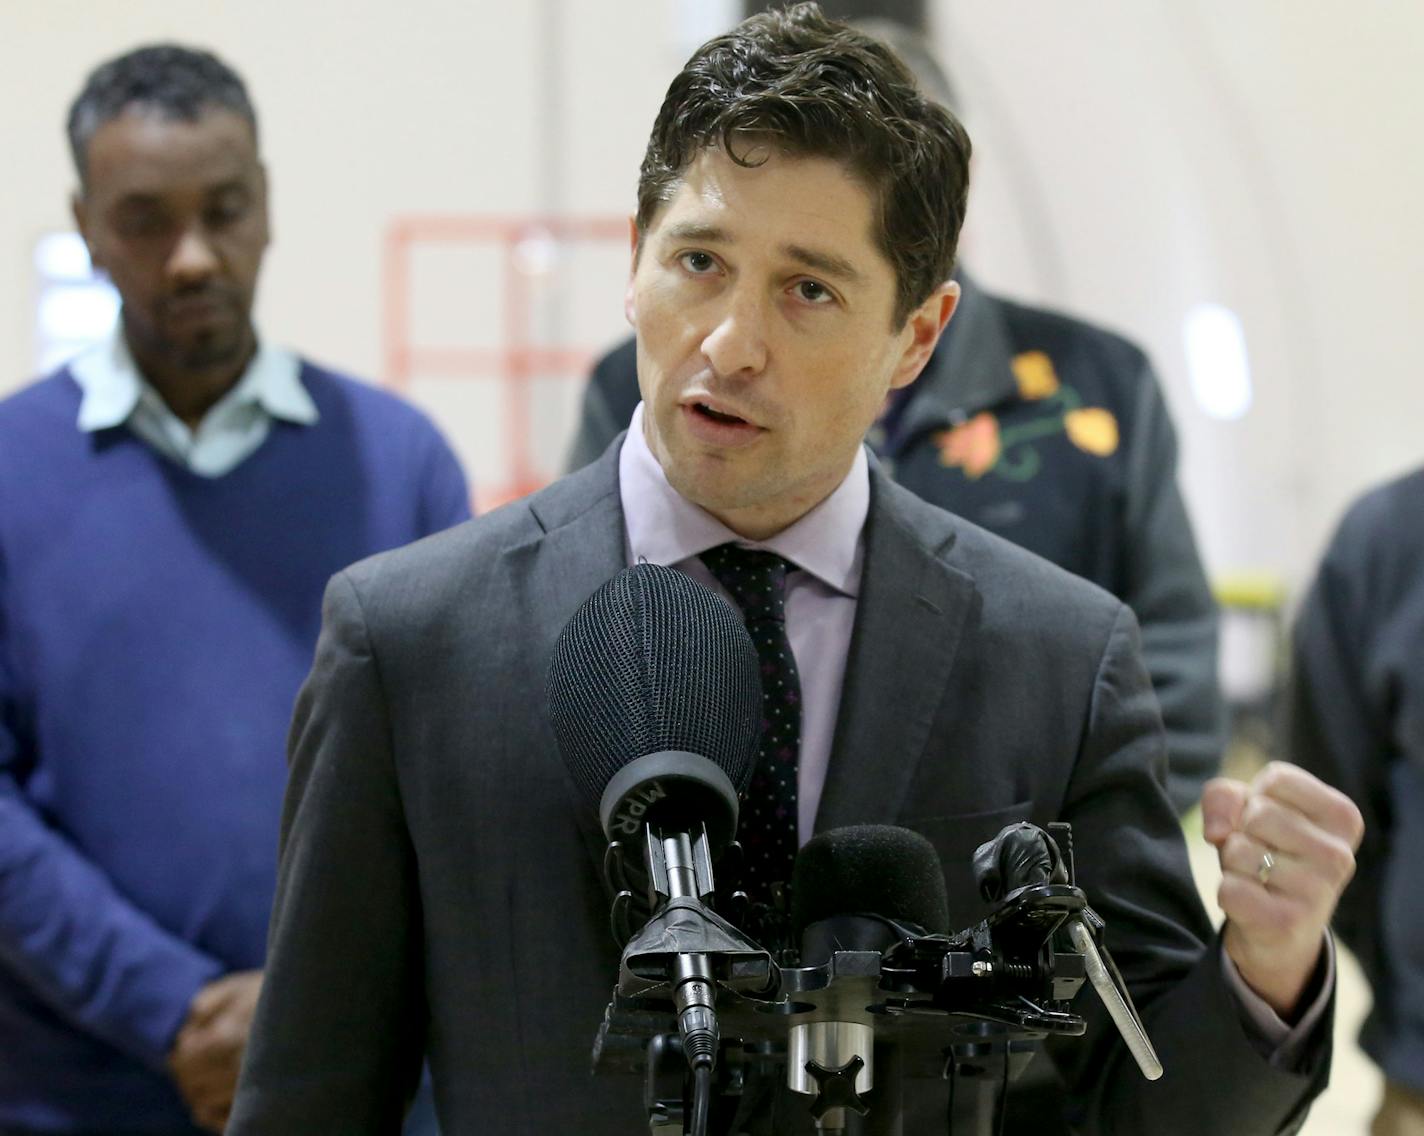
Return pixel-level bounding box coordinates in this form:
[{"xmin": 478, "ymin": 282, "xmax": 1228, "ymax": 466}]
[{"xmin": 2, "ymin": 0, "xmax": 1420, "ymax": 585}]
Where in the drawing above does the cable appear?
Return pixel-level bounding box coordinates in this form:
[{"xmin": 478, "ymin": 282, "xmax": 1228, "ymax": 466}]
[{"xmin": 690, "ymin": 1063, "xmax": 712, "ymax": 1136}]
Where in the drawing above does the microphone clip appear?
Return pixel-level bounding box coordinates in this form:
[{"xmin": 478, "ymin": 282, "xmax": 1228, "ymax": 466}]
[
  {"xmin": 618, "ymin": 894, "xmax": 777, "ymax": 999},
  {"xmin": 606, "ymin": 822, "xmax": 779, "ymax": 1001}
]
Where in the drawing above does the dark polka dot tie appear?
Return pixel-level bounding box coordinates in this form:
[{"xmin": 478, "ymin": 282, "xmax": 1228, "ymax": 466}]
[{"xmin": 700, "ymin": 543, "xmax": 801, "ymax": 909}]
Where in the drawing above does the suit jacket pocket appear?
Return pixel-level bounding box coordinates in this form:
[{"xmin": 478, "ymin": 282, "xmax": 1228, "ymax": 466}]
[{"xmin": 899, "ymin": 800, "xmax": 1034, "ymax": 932}]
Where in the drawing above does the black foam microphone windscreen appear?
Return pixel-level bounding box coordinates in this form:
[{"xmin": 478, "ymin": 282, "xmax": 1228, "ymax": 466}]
[
  {"xmin": 547, "ymin": 563, "xmax": 762, "ymax": 807},
  {"xmin": 791, "ymin": 824, "xmax": 951, "ymax": 940}
]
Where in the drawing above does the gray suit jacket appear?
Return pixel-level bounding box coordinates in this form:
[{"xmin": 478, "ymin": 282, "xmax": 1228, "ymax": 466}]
[{"xmin": 230, "ymin": 442, "xmax": 1325, "ymax": 1134}]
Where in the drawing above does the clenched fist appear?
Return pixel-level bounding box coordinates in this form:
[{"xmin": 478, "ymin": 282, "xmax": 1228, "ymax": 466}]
[
  {"xmin": 168, "ymin": 969, "xmax": 264, "ymax": 1133},
  {"xmin": 1202, "ymin": 761, "xmax": 1363, "ymax": 1018}
]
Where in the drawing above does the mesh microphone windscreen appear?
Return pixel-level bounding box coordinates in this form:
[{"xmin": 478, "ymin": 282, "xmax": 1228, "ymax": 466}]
[
  {"xmin": 547, "ymin": 563, "xmax": 762, "ymax": 805},
  {"xmin": 791, "ymin": 825, "xmax": 951, "ymax": 936}
]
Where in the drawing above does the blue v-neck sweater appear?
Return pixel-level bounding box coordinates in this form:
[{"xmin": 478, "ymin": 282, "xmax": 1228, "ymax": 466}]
[{"xmin": 0, "ymin": 363, "xmax": 470, "ymax": 1131}]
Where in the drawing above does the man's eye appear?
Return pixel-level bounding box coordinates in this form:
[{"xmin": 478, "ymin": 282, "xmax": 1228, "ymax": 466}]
[
  {"xmin": 796, "ymin": 280, "xmax": 834, "ymax": 304},
  {"xmin": 115, "ymin": 212, "xmax": 169, "ymax": 238},
  {"xmin": 207, "ymin": 205, "xmax": 246, "ymax": 227},
  {"xmin": 204, "ymin": 193, "xmax": 254, "ymax": 228},
  {"xmin": 679, "ymin": 251, "xmax": 717, "ymax": 274}
]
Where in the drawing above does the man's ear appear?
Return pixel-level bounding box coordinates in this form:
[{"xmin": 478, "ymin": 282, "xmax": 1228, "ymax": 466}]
[
  {"xmin": 889, "ymin": 280, "xmax": 960, "ymax": 391},
  {"xmin": 257, "ymin": 163, "xmax": 273, "ymax": 248},
  {"xmin": 624, "ymin": 215, "xmax": 640, "ymax": 326}
]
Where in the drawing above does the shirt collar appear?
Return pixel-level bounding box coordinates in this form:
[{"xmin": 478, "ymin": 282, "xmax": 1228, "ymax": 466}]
[
  {"xmin": 70, "ymin": 327, "xmax": 318, "ymax": 433},
  {"xmin": 619, "ymin": 402, "xmax": 868, "ymax": 597}
]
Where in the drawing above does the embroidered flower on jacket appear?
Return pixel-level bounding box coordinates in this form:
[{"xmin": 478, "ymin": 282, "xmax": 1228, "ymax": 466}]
[
  {"xmin": 934, "ymin": 412, "xmax": 1001, "ymax": 479},
  {"xmin": 1064, "ymin": 407, "xmax": 1120, "ymax": 456},
  {"xmin": 1011, "ymin": 351, "xmax": 1061, "ymax": 400}
]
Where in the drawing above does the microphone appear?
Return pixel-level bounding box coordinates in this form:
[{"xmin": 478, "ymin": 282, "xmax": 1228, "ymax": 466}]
[
  {"xmin": 786, "ymin": 825, "xmax": 951, "ymax": 1132},
  {"xmin": 793, "ymin": 824, "xmax": 951, "ymax": 960},
  {"xmin": 547, "ymin": 563, "xmax": 763, "ymax": 1092}
]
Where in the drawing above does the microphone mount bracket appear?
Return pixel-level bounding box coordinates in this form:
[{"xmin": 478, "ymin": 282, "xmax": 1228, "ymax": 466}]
[{"xmin": 593, "ymin": 820, "xmax": 1164, "ymax": 1134}]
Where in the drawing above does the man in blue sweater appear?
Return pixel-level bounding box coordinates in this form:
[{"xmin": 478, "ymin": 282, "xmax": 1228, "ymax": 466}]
[{"xmin": 0, "ymin": 45, "xmax": 470, "ymax": 1134}]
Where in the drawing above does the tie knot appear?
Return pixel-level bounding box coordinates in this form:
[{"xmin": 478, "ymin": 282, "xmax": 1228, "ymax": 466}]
[{"xmin": 700, "ymin": 544, "xmax": 791, "ymax": 622}]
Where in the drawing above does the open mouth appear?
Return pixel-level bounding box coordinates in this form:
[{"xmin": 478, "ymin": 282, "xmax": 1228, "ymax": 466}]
[{"xmin": 692, "ymin": 401, "xmax": 749, "ymax": 426}]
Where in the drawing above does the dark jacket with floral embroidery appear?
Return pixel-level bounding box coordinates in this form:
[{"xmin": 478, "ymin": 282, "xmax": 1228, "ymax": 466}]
[{"xmin": 566, "ymin": 276, "xmax": 1224, "ymax": 813}]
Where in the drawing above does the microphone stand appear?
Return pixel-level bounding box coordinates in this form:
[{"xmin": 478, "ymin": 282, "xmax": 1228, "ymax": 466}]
[
  {"xmin": 595, "ymin": 821, "xmax": 1163, "ymax": 1135},
  {"xmin": 864, "ymin": 1041, "xmax": 903, "ymax": 1136},
  {"xmin": 599, "ymin": 822, "xmax": 776, "ymax": 1136}
]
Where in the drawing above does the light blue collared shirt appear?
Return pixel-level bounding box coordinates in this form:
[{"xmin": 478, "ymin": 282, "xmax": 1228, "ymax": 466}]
[{"xmin": 69, "ymin": 329, "xmax": 319, "ymax": 477}]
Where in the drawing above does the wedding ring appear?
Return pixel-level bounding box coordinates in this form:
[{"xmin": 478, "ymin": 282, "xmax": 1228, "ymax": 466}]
[{"xmin": 1256, "ymin": 850, "xmax": 1276, "ymax": 887}]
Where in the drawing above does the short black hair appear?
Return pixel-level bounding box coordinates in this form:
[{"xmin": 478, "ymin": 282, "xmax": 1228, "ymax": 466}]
[
  {"xmin": 68, "ymin": 44, "xmax": 257, "ymax": 186},
  {"xmin": 637, "ymin": 2, "xmax": 971, "ymax": 327}
]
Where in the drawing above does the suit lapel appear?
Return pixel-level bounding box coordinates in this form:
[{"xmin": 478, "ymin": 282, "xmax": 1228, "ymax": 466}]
[
  {"xmin": 815, "ymin": 470, "xmax": 978, "ymax": 831},
  {"xmin": 502, "ymin": 446, "xmax": 629, "ymax": 882}
]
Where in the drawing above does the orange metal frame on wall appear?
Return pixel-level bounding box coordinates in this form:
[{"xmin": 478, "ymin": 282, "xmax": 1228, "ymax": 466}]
[{"xmin": 382, "ymin": 214, "xmax": 628, "ymax": 509}]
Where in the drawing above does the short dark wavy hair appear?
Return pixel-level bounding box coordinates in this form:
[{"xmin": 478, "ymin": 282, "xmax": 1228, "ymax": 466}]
[
  {"xmin": 636, "ymin": 2, "xmax": 971, "ymax": 327},
  {"xmin": 67, "ymin": 44, "xmax": 257, "ymax": 187}
]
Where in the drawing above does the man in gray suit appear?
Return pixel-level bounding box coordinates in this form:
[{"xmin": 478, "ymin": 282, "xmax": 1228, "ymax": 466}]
[{"xmin": 231, "ymin": 6, "xmax": 1361, "ymax": 1133}]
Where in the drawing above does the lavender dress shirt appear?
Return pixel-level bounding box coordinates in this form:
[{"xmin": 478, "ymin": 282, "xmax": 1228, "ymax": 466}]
[{"xmin": 619, "ymin": 403, "xmax": 865, "ymax": 841}]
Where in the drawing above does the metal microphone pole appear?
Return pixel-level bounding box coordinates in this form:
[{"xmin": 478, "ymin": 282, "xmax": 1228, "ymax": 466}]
[{"xmin": 648, "ymin": 824, "xmax": 721, "ymax": 1076}]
